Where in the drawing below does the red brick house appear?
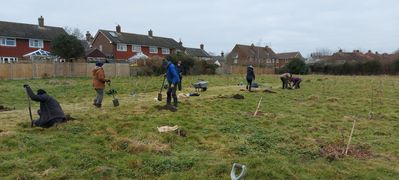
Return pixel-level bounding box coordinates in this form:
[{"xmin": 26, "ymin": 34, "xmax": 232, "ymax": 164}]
[
  {"xmin": 226, "ymin": 44, "xmax": 279, "ymax": 67},
  {"xmin": 276, "ymin": 52, "xmax": 304, "ymax": 67},
  {"xmin": 0, "ymin": 16, "xmax": 67, "ymax": 63},
  {"xmin": 91, "ymin": 25, "xmax": 183, "ymax": 61}
]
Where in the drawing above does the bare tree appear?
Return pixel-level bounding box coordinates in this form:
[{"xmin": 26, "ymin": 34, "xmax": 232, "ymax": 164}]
[
  {"xmin": 64, "ymin": 26, "xmax": 84, "ymax": 40},
  {"xmin": 310, "ymin": 48, "xmax": 333, "ymax": 58}
]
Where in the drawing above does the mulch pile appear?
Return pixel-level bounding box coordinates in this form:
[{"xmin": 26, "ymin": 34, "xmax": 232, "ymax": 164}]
[
  {"xmin": 232, "ymin": 94, "xmax": 245, "ymax": 99},
  {"xmin": 320, "ymin": 142, "xmax": 373, "ymax": 161},
  {"xmin": 0, "ymin": 105, "xmax": 14, "ymax": 112}
]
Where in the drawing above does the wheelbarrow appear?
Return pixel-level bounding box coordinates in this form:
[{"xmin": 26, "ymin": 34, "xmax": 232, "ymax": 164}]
[{"xmin": 192, "ymin": 80, "xmax": 208, "ymax": 91}]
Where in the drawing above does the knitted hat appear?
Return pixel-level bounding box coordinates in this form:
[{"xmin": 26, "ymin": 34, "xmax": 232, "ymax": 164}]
[
  {"xmin": 37, "ymin": 89, "xmax": 47, "ymax": 95},
  {"xmin": 96, "ymin": 62, "xmax": 104, "ymax": 67}
]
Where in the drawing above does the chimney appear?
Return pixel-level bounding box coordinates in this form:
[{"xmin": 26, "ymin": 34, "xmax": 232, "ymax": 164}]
[
  {"xmin": 178, "ymin": 40, "xmax": 183, "ymax": 47},
  {"xmin": 38, "ymin": 16, "xmax": 44, "ymax": 27},
  {"xmin": 148, "ymin": 29, "xmax": 153, "ymax": 37},
  {"xmin": 116, "ymin": 25, "xmax": 121, "ymax": 33},
  {"xmin": 368, "ymin": 50, "xmax": 372, "ymax": 53},
  {"xmin": 339, "ymin": 49, "xmax": 343, "ymax": 53},
  {"xmin": 85, "ymin": 31, "xmax": 92, "ymax": 42},
  {"xmin": 221, "ymin": 51, "xmax": 224, "ymax": 57},
  {"xmin": 200, "ymin": 44, "xmax": 204, "ymax": 50},
  {"xmin": 375, "ymin": 51, "xmax": 379, "ymax": 55}
]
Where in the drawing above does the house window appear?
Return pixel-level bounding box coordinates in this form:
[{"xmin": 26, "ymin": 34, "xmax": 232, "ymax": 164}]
[
  {"xmin": 132, "ymin": 45, "xmax": 141, "ymax": 52},
  {"xmin": 1, "ymin": 57, "xmax": 18, "ymax": 64},
  {"xmin": 29, "ymin": 39, "xmax": 44, "ymax": 48},
  {"xmin": 266, "ymin": 59, "xmax": 271, "ymax": 63},
  {"xmin": 149, "ymin": 46, "xmax": 158, "ymax": 54},
  {"xmin": 117, "ymin": 43, "xmax": 127, "ymax": 51},
  {"xmin": 99, "ymin": 45, "xmax": 103, "ymax": 52},
  {"xmin": 0, "ymin": 37, "xmax": 16, "ymax": 47},
  {"xmin": 233, "ymin": 55, "xmax": 238, "ymax": 64},
  {"xmin": 162, "ymin": 48, "xmax": 170, "ymax": 55}
]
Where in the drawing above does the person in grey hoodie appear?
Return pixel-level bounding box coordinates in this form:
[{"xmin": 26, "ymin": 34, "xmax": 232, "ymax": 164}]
[{"xmin": 24, "ymin": 84, "xmax": 66, "ymax": 128}]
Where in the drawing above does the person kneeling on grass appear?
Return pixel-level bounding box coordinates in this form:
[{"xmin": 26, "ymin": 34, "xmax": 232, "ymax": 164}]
[
  {"xmin": 163, "ymin": 59, "xmax": 180, "ymax": 108},
  {"xmin": 24, "ymin": 84, "xmax": 66, "ymax": 128},
  {"xmin": 290, "ymin": 77, "xmax": 302, "ymax": 89}
]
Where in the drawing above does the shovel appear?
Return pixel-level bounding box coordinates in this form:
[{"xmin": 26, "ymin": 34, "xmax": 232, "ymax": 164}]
[
  {"xmin": 107, "ymin": 82, "xmax": 119, "ymax": 107},
  {"xmin": 158, "ymin": 76, "xmax": 166, "ymax": 101}
]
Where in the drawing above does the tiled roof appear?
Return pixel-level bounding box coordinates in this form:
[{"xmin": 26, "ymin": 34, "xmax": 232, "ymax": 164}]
[
  {"xmin": 0, "ymin": 21, "xmax": 67, "ymax": 41},
  {"xmin": 185, "ymin": 47, "xmax": 211, "ymax": 57},
  {"xmin": 235, "ymin": 44, "xmax": 278, "ymax": 59},
  {"xmin": 99, "ymin": 30, "xmax": 183, "ymax": 49},
  {"xmin": 277, "ymin": 52, "xmax": 302, "ymax": 59}
]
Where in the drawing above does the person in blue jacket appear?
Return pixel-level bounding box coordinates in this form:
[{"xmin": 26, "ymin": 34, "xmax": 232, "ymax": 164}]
[{"xmin": 162, "ymin": 59, "xmax": 180, "ymax": 108}]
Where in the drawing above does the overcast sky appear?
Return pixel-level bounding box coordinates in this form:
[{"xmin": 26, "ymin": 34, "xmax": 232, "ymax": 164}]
[{"xmin": 1, "ymin": 0, "xmax": 398, "ymax": 56}]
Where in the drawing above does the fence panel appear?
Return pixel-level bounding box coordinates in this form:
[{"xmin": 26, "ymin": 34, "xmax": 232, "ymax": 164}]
[{"xmin": 0, "ymin": 63, "xmax": 131, "ymax": 80}]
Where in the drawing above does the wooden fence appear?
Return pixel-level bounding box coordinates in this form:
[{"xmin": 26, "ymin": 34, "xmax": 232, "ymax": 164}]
[
  {"xmin": 0, "ymin": 63, "xmax": 130, "ymax": 80},
  {"xmin": 221, "ymin": 65, "xmax": 276, "ymax": 74}
]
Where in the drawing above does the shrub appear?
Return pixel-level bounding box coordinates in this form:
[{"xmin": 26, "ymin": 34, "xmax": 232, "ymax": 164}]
[{"xmin": 280, "ymin": 58, "xmax": 309, "ymax": 74}]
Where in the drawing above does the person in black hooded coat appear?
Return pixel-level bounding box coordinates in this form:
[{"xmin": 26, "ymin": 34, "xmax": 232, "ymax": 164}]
[
  {"xmin": 246, "ymin": 65, "xmax": 255, "ymax": 91},
  {"xmin": 24, "ymin": 85, "xmax": 66, "ymax": 128}
]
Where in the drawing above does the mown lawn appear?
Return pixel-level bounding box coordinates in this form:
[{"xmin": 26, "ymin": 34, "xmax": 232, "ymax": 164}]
[{"xmin": 0, "ymin": 75, "xmax": 398, "ymax": 179}]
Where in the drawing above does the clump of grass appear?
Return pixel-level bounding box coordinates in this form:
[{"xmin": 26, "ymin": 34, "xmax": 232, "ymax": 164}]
[
  {"xmin": 327, "ymin": 97, "xmax": 339, "ymax": 102},
  {"xmin": 308, "ymin": 95, "xmax": 320, "ymax": 101},
  {"xmin": 112, "ymin": 138, "xmax": 171, "ymax": 154}
]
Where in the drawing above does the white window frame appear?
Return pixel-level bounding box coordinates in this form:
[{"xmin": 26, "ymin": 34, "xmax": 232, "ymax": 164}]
[
  {"xmin": 132, "ymin": 45, "xmax": 142, "ymax": 52},
  {"xmin": 1, "ymin": 57, "xmax": 18, "ymax": 64},
  {"xmin": 149, "ymin": 46, "xmax": 158, "ymax": 54},
  {"xmin": 117, "ymin": 43, "xmax": 127, "ymax": 52},
  {"xmin": 162, "ymin": 48, "xmax": 170, "ymax": 55},
  {"xmin": 29, "ymin": 39, "xmax": 44, "ymax": 48},
  {"xmin": 0, "ymin": 37, "xmax": 16, "ymax": 47}
]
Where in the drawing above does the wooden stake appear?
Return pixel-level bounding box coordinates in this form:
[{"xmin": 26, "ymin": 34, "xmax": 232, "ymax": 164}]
[
  {"xmin": 345, "ymin": 118, "xmax": 356, "ymax": 155},
  {"xmin": 253, "ymin": 97, "xmax": 263, "ymax": 117}
]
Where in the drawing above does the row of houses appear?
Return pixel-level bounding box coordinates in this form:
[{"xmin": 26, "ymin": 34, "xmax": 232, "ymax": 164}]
[
  {"xmin": 309, "ymin": 49, "xmax": 399, "ymax": 65},
  {"xmin": 0, "ymin": 16, "xmax": 303, "ymax": 68}
]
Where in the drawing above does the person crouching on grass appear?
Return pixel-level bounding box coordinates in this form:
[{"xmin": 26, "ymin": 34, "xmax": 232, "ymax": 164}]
[
  {"xmin": 280, "ymin": 72, "xmax": 292, "ymax": 89},
  {"xmin": 92, "ymin": 62, "xmax": 110, "ymax": 108},
  {"xmin": 23, "ymin": 84, "xmax": 66, "ymax": 128},
  {"xmin": 290, "ymin": 76, "xmax": 302, "ymax": 89},
  {"xmin": 163, "ymin": 59, "xmax": 180, "ymax": 108}
]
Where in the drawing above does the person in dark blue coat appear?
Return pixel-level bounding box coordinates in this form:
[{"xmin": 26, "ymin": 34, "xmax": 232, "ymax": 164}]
[
  {"xmin": 246, "ymin": 65, "xmax": 255, "ymax": 91},
  {"xmin": 23, "ymin": 85, "xmax": 66, "ymax": 128},
  {"xmin": 163, "ymin": 59, "xmax": 180, "ymax": 108},
  {"xmin": 176, "ymin": 61, "xmax": 183, "ymax": 91}
]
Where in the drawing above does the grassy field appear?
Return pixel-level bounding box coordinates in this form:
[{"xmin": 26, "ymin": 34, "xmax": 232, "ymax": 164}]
[{"xmin": 0, "ymin": 75, "xmax": 398, "ymax": 179}]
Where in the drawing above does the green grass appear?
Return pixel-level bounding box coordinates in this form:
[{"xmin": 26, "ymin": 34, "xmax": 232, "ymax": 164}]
[{"xmin": 0, "ymin": 75, "xmax": 399, "ymax": 179}]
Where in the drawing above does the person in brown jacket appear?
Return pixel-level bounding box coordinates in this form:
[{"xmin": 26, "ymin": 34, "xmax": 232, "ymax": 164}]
[{"xmin": 92, "ymin": 62, "xmax": 109, "ymax": 108}]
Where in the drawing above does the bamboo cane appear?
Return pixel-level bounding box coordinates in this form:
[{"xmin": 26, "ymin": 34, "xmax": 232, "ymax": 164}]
[
  {"xmin": 345, "ymin": 118, "xmax": 356, "ymax": 155},
  {"xmin": 253, "ymin": 97, "xmax": 263, "ymax": 117}
]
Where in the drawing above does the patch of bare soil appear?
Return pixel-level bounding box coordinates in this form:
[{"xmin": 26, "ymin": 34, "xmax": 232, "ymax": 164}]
[
  {"xmin": 154, "ymin": 105, "xmax": 177, "ymax": 112},
  {"xmin": 0, "ymin": 105, "xmax": 15, "ymax": 112},
  {"xmin": 320, "ymin": 142, "xmax": 373, "ymax": 161},
  {"xmin": 47, "ymin": 79, "xmax": 76, "ymax": 86}
]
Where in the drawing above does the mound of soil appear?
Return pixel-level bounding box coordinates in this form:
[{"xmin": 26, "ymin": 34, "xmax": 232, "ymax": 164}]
[
  {"xmin": 232, "ymin": 94, "xmax": 245, "ymax": 99},
  {"xmin": 320, "ymin": 142, "xmax": 373, "ymax": 161},
  {"xmin": 0, "ymin": 105, "xmax": 14, "ymax": 112}
]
